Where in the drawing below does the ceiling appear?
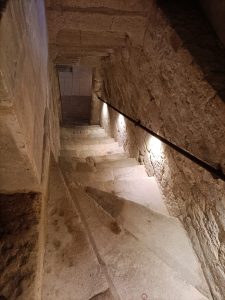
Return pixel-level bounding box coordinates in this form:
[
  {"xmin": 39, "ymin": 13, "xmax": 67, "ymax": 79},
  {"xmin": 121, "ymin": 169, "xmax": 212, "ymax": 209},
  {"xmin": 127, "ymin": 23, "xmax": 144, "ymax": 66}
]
[{"xmin": 45, "ymin": 0, "xmax": 151, "ymax": 66}]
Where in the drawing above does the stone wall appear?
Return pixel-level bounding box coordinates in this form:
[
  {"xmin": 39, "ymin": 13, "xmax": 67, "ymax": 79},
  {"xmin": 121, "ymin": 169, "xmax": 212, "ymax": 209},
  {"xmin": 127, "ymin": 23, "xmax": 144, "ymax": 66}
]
[
  {"xmin": 0, "ymin": 0, "xmax": 60, "ymax": 193},
  {"xmin": 100, "ymin": 0, "xmax": 225, "ymax": 299},
  {"xmin": 48, "ymin": 63, "xmax": 61, "ymax": 161},
  {"xmin": 0, "ymin": 193, "xmax": 41, "ymax": 300},
  {"xmin": 0, "ymin": 1, "xmax": 61, "ymax": 299},
  {"xmin": 101, "ymin": 106, "xmax": 225, "ymax": 300},
  {"xmin": 91, "ymin": 67, "xmax": 103, "ymax": 125}
]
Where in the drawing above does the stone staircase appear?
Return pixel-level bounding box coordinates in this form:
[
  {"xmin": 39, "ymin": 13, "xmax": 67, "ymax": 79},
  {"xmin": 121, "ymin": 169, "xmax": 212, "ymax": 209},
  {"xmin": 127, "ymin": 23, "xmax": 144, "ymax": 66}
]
[{"xmin": 42, "ymin": 125, "xmax": 212, "ymax": 300}]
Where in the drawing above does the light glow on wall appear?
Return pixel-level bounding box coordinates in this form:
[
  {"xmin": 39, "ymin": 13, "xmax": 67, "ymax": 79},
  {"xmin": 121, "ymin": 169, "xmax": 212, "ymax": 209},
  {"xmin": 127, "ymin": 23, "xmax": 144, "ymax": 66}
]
[
  {"xmin": 148, "ymin": 136, "xmax": 163, "ymax": 160},
  {"xmin": 116, "ymin": 113, "xmax": 127, "ymax": 146},
  {"xmin": 102, "ymin": 103, "xmax": 109, "ymax": 118},
  {"xmin": 118, "ymin": 113, "xmax": 125, "ymax": 127}
]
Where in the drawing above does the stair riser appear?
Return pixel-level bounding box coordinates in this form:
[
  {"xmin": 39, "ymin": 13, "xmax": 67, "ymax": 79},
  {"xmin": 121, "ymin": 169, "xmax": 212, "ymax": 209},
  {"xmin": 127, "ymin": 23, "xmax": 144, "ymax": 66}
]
[
  {"xmin": 113, "ymin": 165, "xmax": 147, "ymax": 180},
  {"xmin": 96, "ymin": 158, "xmax": 138, "ymax": 169},
  {"xmin": 71, "ymin": 166, "xmax": 147, "ymax": 186},
  {"xmin": 42, "ymin": 159, "xmax": 109, "ymax": 300},
  {"xmin": 62, "ymin": 125, "xmax": 101, "ymax": 130},
  {"xmin": 63, "ymin": 153, "xmax": 129, "ymax": 164},
  {"xmin": 61, "ymin": 128, "xmax": 106, "ymax": 136},
  {"xmin": 58, "ymin": 125, "xmax": 212, "ymax": 300},
  {"xmin": 61, "ymin": 149, "xmax": 124, "ymax": 158},
  {"xmin": 92, "ymin": 153, "xmax": 129, "ymax": 163},
  {"xmin": 61, "ymin": 138, "xmax": 115, "ymax": 146},
  {"xmin": 61, "ymin": 143, "xmax": 122, "ymax": 152},
  {"xmin": 62, "ymin": 133, "xmax": 108, "ymax": 140}
]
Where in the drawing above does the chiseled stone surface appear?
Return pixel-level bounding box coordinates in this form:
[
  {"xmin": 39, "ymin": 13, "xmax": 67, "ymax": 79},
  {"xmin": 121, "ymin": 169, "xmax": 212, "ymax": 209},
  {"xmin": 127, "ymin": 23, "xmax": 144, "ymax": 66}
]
[
  {"xmin": 46, "ymin": 0, "xmax": 150, "ymax": 64},
  {"xmin": 48, "ymin": 63, "xmax": 61, "ymax": 162},
  {"xmin": 0, "ymin": 193, "xmax": 41, "ymax": 300},
  {"xmin": 91, "ymin": 68, "xmax": 104, "ymax": 125},
  {"xmin": 42, "ymin": 157, "xmax": 109, "ymax": 300},
  {"xmin": 101, "ymin": 13, "xmax": 225, "ymax": 168},
  {"xmin": 0, "ymin": 2, "xmax": 60, "ymax": 298},
  {"xmin": 0, "ymin": 0, "xmax": 224, "ymax": 299},
  {"xmin": 0, "ymin": 0, "xmax": 48, "ymax": 178},
  {"xmin": 0, "ymin": 0, "xmax": 60, "ymax": 192},
  {"xmin": 99, "ymin": 1, "xmax": 225, "ymax": 299},
  {"xmin": 101, "ymin": 103, "xmax": 225, "ymax": 300},
  {"xmin": 60, "ymin": 125, "xmax": 211, "ymax": 300}
]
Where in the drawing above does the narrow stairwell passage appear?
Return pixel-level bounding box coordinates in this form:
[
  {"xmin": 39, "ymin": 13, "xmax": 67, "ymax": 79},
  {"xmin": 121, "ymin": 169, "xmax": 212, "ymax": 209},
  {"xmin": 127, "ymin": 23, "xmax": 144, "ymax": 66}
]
[{"xmin": 43, "ymin": 125, "xmax": 212, "ymax": 300}]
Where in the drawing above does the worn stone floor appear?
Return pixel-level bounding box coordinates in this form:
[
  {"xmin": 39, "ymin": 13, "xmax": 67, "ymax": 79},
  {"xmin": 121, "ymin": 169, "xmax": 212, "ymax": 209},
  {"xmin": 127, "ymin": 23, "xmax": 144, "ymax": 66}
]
[{"xmin": 42, "ymin": 125, "xmax": 212, "ymax": 300}]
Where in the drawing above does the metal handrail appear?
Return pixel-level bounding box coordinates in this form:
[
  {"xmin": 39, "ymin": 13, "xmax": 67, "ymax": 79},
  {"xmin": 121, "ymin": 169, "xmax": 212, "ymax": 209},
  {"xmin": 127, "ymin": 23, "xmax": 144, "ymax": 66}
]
[{"xmin": 98, "ymin": 96, "xmax": 225, "ymax": 182}]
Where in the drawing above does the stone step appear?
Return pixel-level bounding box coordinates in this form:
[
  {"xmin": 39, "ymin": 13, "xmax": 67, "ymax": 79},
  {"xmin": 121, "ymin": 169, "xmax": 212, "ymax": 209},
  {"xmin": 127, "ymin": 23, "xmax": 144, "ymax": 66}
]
[
  {"xmin": 67, "ymin": 186, "xmax": 210, "ymax": 300},
  {"xmin": 61, "ymin": 153, "xmax": 129, "ymax": 164},
  {"xmin": 86, "ymin": 187, "xmax": 211, "ymax": 299},
  {"xmin": 90, "ymin": 153, "xmax": 129, "ymax": 163},
  {"xmin": 103, "ymin": 177, "xmax": 168, "ymax": 216},
  {"xmin": 84, "ymin": 177, "xmax": 168, "ymax": 217},
  {"xmin": 61, "ymin": 126, "xmax": 107, "ymax": 139},
  {"xmin": 58, "ymin": 124, "xmax": 212, "ymax": 300},
  {"xmin": 61, "ymin": 144, "xmax": 124, "ymax": 159},
  {"xmin": 70, "ymin": 165, "xmax": 147, "ymax": 186},
  {"xmin": 60, "ymin": 148, "xmax": 166, "ymax": 216},
  {"xmin": 61, "ymin": 137, "xmax": 115, "ymax": 147},
  {"xmin": 112, "ymin": 164, "xmax": 147, "ymax": 180},
  {"xmin": 42, "ymin": 158, "xmax": 109, "ymax": 300},
  {"xmin": 96, "ymin": 157, "xmax": 139, "ymax": 169},
  {"xmin": 63, "ymin": 125, "xmax": 102, "ymax": 130},
  {"xmin": 75, "ymin": 157, "xmax": 139, "ymax": 172},
  {"xmin": 61, "ymin": 142, "xmax": 121, "ymax": 152},
  {"xmin": 62, "ymin": 131, "xmax": 108, "ymax": 139}
]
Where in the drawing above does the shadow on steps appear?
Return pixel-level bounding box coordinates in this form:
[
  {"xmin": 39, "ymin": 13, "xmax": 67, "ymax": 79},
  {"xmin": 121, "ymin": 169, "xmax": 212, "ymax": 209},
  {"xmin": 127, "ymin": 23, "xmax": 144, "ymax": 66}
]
[
  {"xmin": 85, "ymin": 186, "xmax": 211, "ymax": 299},
  {"xmin": 86, "ymin": 187, "xmax": 125, "ymax": 219},
  {"xmin": 89, "ymin": 289, "xmax": 114, "ymax": 300}
]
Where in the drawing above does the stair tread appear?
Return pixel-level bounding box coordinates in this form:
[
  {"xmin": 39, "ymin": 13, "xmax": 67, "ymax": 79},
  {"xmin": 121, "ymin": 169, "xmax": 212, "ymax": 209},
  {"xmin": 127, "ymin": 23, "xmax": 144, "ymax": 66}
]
[
  {"xmin": 75, "ymin": 158, "xmax": 138, "ymax": 171},
  {"xmin": 105, "ymin": 177, "xmax": 168, "ymax": 216},
  {"xmin": 61, "ymin": 147, "xmax": 125, "ymax": 159},
  {"xmin": 96, "ymin": 157, "xmax": 138, "ymax": 169},
  {"xmin": 68, "ymin": 153, "xmax": 130, "ymax": 164},
  {"xmin": 86, "ymin": 187, "xmax": 211, "ymax": 298},
  {"xmin": 62, "ymin": 132, "xmax": 107, "ymax": 139},
  {"xmin": 61, "ymin": 137, "xmax": 115, "ymax": 146},
  {"xmin": 81, "ymin": 176, "xmax": 169, "ymax": 217},
  {"xmin": 90, "ymin": 153, "xmax": 129, "ymax": 163},
  {"xmin": 113, "ymin": 164, "xmax": 147, "ymax": 179},
  {"xmin": 72, "ymin": 165, "xmax": 147, "ymax": 185},
  {"xmin": 61, "ymin": 141, "xmax": 122, "ymax": 151},
  {"xmin": 57, "ymin": 125, "xmax": 211, "ymax": 300},
  {"xmin": 68, "ymin": 187, "xmax": 210, "ymax": 300},
  {"xmin": 42, "ymin": 159, "xmax": 109, "ymax": 300},
  {"xmin": 61, "ymin": 126, "xmax": 107, "ymax": 139}
]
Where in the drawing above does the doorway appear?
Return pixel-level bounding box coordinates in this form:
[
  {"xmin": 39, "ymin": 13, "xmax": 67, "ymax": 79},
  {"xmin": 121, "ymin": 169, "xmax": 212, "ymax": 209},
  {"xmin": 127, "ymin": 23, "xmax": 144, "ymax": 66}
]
[{"xmin": 58, "ymin": 65, "xmax": 92, "ymax": 125}]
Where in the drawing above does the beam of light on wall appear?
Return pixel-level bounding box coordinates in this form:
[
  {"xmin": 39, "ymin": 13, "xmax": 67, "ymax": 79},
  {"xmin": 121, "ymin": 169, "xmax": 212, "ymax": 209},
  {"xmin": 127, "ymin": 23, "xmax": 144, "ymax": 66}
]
[
  {"xmin": 101, "ymin": 103, "xmax": 110, "ymax": 133},
  {"xmin": 116, "ymin": 113, "xmax": 127, "ymax": 146},
  {"xmin": 102, "ymin": 103, "xmax": 108, "ymax": 118},
  {"xmin": 118, "ymin": 113, "xmax": 125, "ymax": 127},
  {"xmin": 148, "ymin": 136, "xmax": 163, "ymax": 160}
]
